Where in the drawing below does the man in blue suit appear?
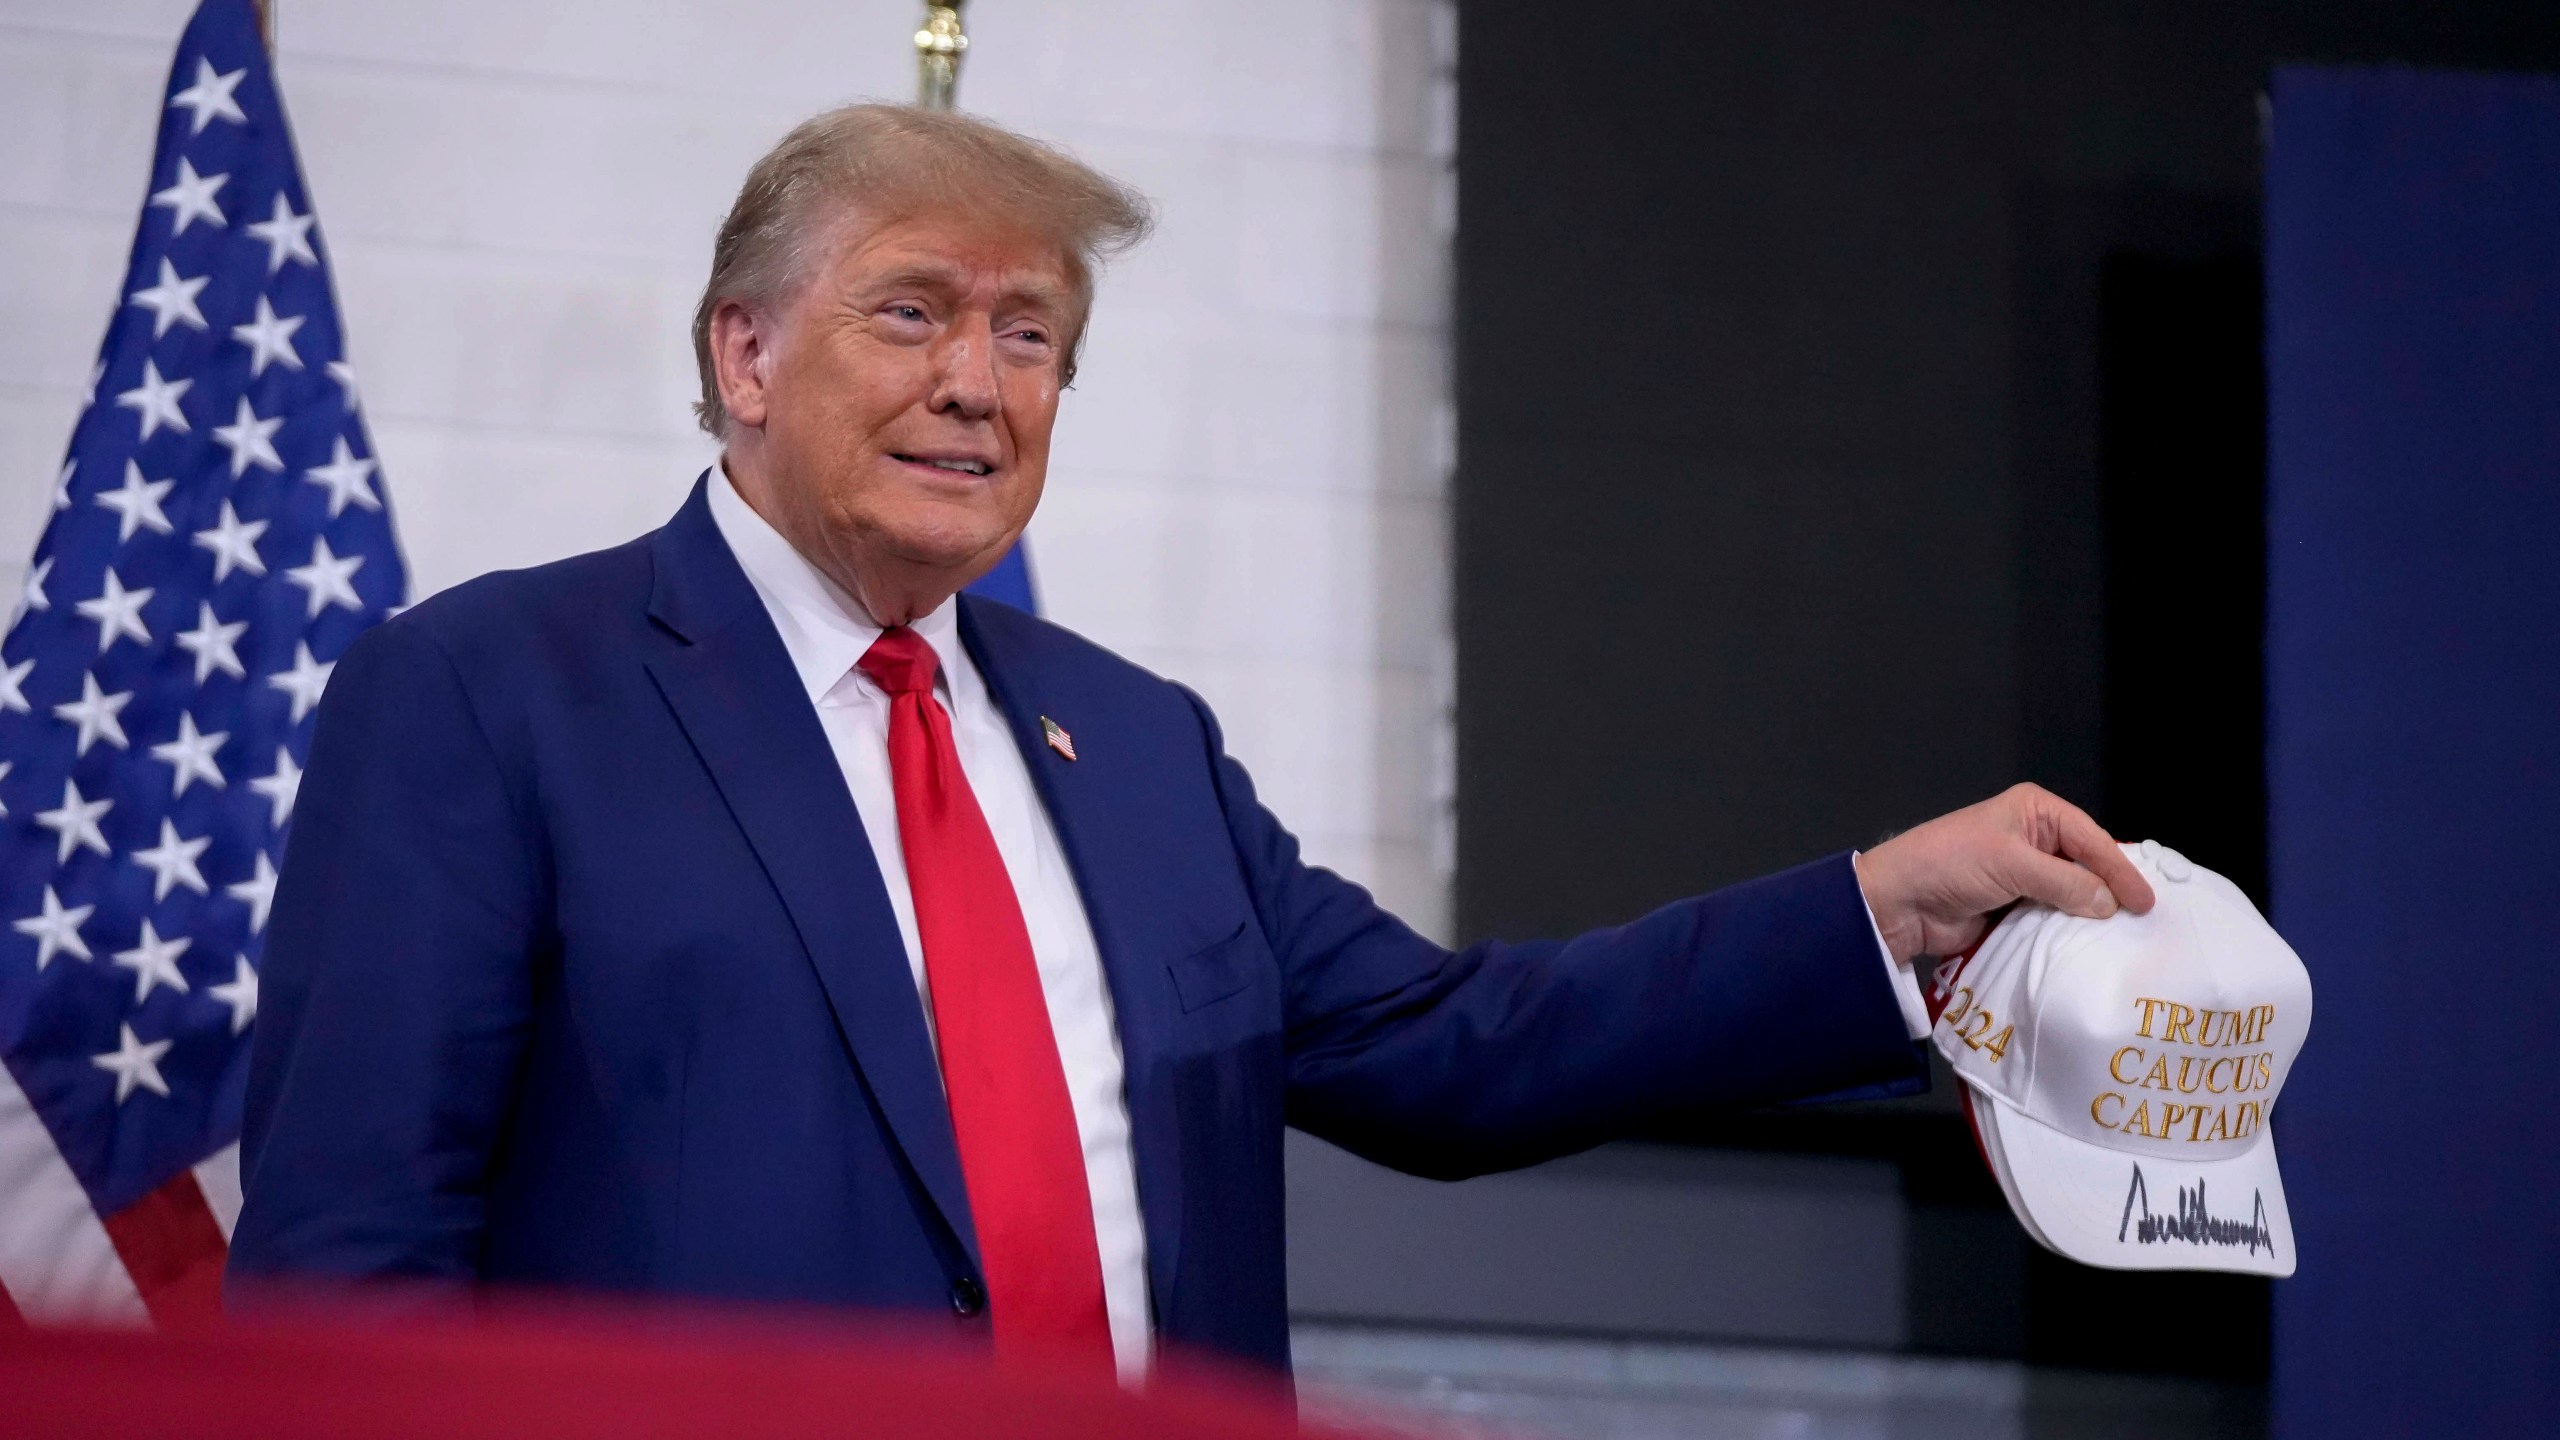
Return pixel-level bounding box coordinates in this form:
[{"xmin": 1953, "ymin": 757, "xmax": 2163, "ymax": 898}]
[{"xmin": 230, "ymin": 106, "xmax": 2153, "ymax": 1376}]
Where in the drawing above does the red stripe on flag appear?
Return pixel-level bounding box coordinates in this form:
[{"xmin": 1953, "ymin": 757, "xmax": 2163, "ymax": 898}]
[
  {"xmin": 0, "ymin": 1274, "xmax": 24, "ymax": 1332},
  {"xmin": 99, "ymin": 1171, "xmax": 228, "ymax": 1329}
]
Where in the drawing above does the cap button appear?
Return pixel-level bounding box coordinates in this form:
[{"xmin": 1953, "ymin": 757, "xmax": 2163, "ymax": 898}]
[{"xmin": 2157, "ymin": 846, "xmax": 2193, "ymax": 882}]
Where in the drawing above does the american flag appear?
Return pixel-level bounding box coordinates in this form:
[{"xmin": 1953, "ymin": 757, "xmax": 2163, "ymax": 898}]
[{"xmin": 0, "ymin": 0, "xmax": 402, "ymax": 1326}]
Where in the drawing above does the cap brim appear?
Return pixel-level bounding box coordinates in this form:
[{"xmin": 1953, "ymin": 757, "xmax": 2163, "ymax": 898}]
[
  {"xmin": 1960, "ymin": 1085, "xmax": 2057, "ymax": 1252},
  {"xmin": 1966, "ymin": 1082, "xmax": 2295, "ymax": 1277}
]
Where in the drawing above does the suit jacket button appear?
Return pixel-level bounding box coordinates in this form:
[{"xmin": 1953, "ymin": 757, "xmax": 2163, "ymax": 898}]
[{"xmin": 950, "ymin": 1276, "xmax": 987, "ymax": 1318}]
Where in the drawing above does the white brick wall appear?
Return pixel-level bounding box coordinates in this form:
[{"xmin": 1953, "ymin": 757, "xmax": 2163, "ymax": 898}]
[{"xmin": 0, "ymin": 0, "xmax": 1454, "ymax": 936}]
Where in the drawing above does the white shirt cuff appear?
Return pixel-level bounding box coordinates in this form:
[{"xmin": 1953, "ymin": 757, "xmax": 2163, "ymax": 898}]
[{"xmin": 1854, "ymin": 850, "xmax": 1933, "ymax": 1041}]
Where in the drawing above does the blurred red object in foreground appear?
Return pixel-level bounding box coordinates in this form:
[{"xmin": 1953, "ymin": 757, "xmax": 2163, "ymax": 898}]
[{"xmin": 0, "ymin": 1297, "xmax": 1377, "ymax": 1440}]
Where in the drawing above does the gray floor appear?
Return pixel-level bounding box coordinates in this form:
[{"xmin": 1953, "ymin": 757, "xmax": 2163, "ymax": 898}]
[{"xmin": 1291, "ymin": 1324, "xmax": 2267, "ymax": 1440}]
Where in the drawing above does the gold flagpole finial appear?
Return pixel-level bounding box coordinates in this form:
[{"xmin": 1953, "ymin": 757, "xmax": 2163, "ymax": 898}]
[
  {"xmin": 252, "ymin": 0, "xmax": 275, "ymax": 51},
  {"xmin": 915, "ymin": 1, "xmax": 969, "ymax": 110}
]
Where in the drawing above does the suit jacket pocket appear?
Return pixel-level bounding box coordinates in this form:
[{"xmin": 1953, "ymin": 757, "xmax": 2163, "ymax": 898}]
[{"xmin": 1168, "ymin": 921, "xmax": 1258, "ymax": 1013}]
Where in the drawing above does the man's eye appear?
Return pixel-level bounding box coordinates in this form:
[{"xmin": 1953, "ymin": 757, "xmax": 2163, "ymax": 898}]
[{"xmin": 887, "ymin": 305, "xmax": 927, "ymax": 322}]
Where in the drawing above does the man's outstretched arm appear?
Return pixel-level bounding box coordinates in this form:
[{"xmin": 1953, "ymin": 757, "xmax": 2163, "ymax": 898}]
[{"xmin": 1183, "ymin": 688, "xmax": 2151, "ymax": 1181}]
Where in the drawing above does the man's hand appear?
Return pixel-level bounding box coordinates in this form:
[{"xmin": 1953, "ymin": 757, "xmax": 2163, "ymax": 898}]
[{"xmin": 1852, "ymin": 783, "xmax": 2156, "ymax": 965}]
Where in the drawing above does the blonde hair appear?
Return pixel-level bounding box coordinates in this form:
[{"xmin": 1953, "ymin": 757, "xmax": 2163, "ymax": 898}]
[{"xmin": 690, "ymin": 104, "xmax": 1154, "ymax": 437}]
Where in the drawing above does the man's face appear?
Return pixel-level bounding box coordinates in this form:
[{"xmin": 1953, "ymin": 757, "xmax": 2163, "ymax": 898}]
[{"xmin": 744, "ymin": 209, "xmax": 1073, "ymax": 607}]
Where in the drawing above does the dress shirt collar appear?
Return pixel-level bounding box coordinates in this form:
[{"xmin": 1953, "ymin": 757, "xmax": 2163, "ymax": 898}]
[{"xmin": 703, "ymin": 465, "xmax": 973, "ymax": 708}]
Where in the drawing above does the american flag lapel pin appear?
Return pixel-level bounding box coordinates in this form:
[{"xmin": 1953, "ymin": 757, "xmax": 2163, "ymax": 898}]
[{"xmin": 1041, "ymin": 715, "xmax": 1078, "ymax": 761}]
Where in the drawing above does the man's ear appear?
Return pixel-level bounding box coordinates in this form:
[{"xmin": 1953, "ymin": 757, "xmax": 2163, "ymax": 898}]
[{"xmin": 710, "ymin": 300, "xmax": 774, "ymax": 430}]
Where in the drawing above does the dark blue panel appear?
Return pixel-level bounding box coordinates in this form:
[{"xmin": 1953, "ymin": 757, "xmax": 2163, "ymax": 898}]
[
  {"xmin": 962, "ymin": 541, "xmax": 1036, "ymax": 613},
  {"xmin": 2267, "ymin": 65, "xmax": 2560, "ymax": 1437}
]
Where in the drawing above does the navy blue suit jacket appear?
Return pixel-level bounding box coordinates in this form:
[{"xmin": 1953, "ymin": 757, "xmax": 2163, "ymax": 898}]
[{"xmin": 230, "ymin": 479, "xmax": 1926, "ymax": 1371}]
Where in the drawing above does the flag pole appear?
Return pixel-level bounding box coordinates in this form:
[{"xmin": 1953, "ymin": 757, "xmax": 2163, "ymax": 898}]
[
  {"xmin": 914, "ymin": 0, "xmax": 967, "ymax": 109},
  {"xmin": 252, "ymin": 0, "xmax": 273, "ymax": 52}
]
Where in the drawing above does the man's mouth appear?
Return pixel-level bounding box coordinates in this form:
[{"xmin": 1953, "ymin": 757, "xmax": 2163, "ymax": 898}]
[{"xmin": 891, "ymin": 453, "xmax": 994, "ymax": 477}]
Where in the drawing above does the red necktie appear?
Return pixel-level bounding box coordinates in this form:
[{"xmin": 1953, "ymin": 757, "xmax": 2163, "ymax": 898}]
[{"xmin": 857, "ymin": 627, "xmax": 1112, "ymax": 1366}]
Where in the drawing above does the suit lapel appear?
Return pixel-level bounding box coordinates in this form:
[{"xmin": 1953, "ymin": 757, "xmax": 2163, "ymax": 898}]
[
  {"xmin": 958, "ymin": 597, "xmax": 1189, "ymax": 1323},
  {"xmin": 643, "ymin": 480, "xmax": 978, "ymax": 1270}
]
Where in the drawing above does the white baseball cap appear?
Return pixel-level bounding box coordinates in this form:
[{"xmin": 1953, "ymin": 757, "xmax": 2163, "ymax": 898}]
[{"xmin": 1931, "ymin": 840, "xmax": 2311, "ymax": 1277}]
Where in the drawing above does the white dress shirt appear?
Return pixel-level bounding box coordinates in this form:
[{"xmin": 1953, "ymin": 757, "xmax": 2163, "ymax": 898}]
[
  {"xmin": 1868, "ymin": 890, "xmax": 1933, "ymax": 1039},
  {"xmin": 707, "ymin": 470, "xmax": 1929, "ymax": 1377},
  {"xmin": 707, "ymin": 473, "xmax": 1155, "ymax": 1377}
]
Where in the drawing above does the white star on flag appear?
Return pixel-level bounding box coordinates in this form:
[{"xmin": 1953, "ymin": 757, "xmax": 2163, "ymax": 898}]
[
  {"xmin": 327, "ymin": 359, "xmax": 362, "ymax": 411},
  {"xmin": 193, "ymin": 501, "xmax": 269, "ymax": 581},
  {"xmin": 287, "ymin": 537, "xmax": 365, "ymax": 617},
  {"xmin": 53, "ymin": 461, "xmax": 73, "ymax": 512},
  {"xmin": 128, "ymin": 259, "xmax": 209, "ymax": 338},
  {"xmin": 0, "ymin": 657, "xmax": 31, "ymax": 715},
  {"xmin": 92, "ymin": 1024, "xmax": 175, "ymax": 1104},
  {"xmin": 74, "ymin": 569, "xmax": 155, "ymax": 654},
  {"xmin": 208, "ymin": 957, "xmax": 259, "ymax": 1034},
  {"xmin": 18, "ymin": 560, "xmax": 48, "ymax": 621},
  {"xmin": 268, "ymin": 644, "xmax": 333, "ymax": 724},
  {"xmin": 150, "ymin": 712, "xmax": 229, "ymax": 795},
  {"xmin": 52, "ymin": 673, "xmax": 133, "ymax": 756},
  {"xmin": 148, "ymin": 157, "xmax": 228, "ymax": 236},
  {"xmin": 112, "ymin": 920, "xmax": 193, "ymax": 1004},
  {"xmin": 34, "ymin": 779, "xmax": 112, "ymax": 864},
  {"xmin": 231, "ymin": 296, "xmax": 306, "ymax": 377},
  {"xmin": 249, "ymin": 746, "xmax": 303, "ymax": 827},
  {"xmin": 244, "ymin": 192, "xmax": 318, "ymax": 273},
  {"xmin": 211, "ymin": 396, "xmax": 285, "ymax": 477},
  {"xmin": 303, "ymin": 439, "xmax": 381, "ymax": 516},
  {"xmin": 174, "ymin": 602, "xmax": 249, "ymax": 683},
  {"xmin": 12, "ymin": 886, "xmax": 94, "ymax": 970},
  {"xmin": 97, "ymin": 461, "xmax": 176, "ymax": 541},
  {"xmin": 168, "ymin": 57, "xmax": 247, "ymax": 134},
  {"xmin": 131, "ymin": 819, "xmax": 212, "ymax": 902},
  {"xmin": 226, "ymin": 853, "xmax": 278, "ymax": 934},
  {"xmin": 115, "ymin": 359, "xmax": 193, "ymax": 439}
]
